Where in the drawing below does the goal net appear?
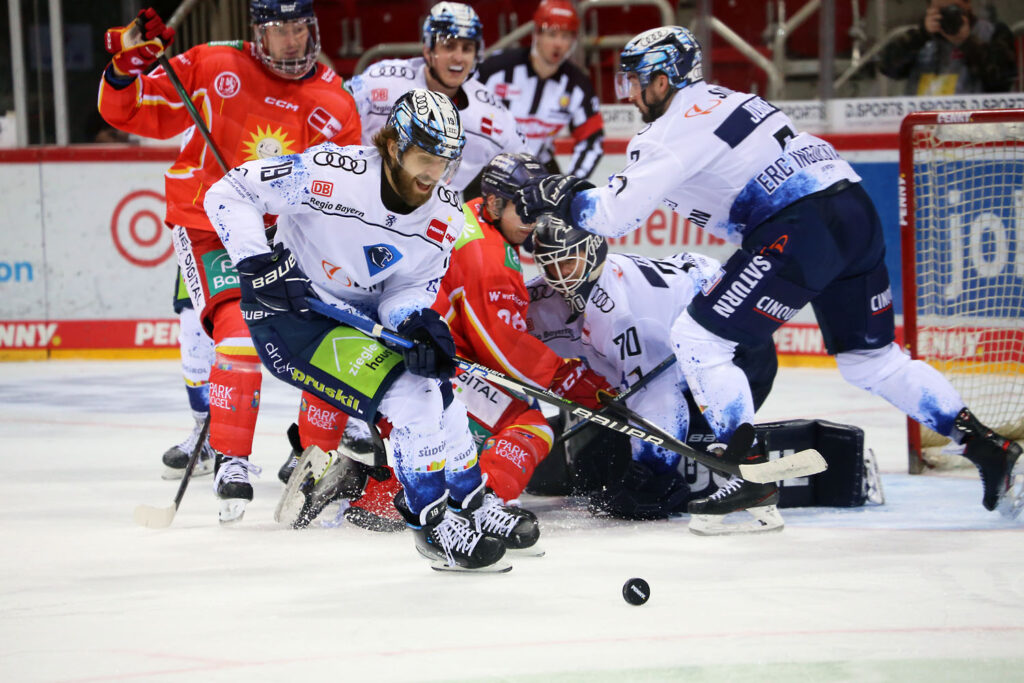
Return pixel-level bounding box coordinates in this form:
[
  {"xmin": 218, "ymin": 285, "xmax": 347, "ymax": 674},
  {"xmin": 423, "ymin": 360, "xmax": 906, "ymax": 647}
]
[{"xmin": 899, "ymin": 109, "xmax": 1024, "ymax": 473}]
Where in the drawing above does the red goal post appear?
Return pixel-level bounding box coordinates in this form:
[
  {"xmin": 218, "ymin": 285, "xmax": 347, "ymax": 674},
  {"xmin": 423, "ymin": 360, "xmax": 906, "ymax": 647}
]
[{"xmin": 899, "ymin": 109, "xmax": 1024, "ymax": 473}]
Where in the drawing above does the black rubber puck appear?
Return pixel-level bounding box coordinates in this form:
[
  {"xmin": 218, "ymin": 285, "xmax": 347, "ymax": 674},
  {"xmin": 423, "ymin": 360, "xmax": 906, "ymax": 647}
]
[{"xmin": 622, "ymin": 577, "xmax": 650, "ymax": 605}]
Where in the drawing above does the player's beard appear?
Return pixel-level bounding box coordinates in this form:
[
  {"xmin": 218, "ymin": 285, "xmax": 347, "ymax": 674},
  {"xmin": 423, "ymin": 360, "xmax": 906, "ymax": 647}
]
[
  {"xmin": 640, "ymin": 88, "xmax": 672, "ymax": 123},
  {"xmin": 385, "ymin": 154, "xmax": 435, "ymax": 208}
]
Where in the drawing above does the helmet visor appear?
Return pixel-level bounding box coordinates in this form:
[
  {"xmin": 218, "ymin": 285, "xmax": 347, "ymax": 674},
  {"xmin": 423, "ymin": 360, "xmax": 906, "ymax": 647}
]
[
  {"xmin": 615, "ymin": 71, "xmax": 641, "ymax": 100},
  {"xmin": 398, "ymin": 146, "xmax": 461, "ymax": 186}
]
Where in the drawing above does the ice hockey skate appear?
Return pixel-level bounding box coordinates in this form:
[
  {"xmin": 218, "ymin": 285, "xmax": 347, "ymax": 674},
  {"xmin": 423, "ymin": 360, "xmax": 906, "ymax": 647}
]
[
  {"xmin": 396, "ymin": 492, "xmax": 510, "ymax": 572},
  {"xmin": 449, "ymin": 475, "xmax": 543, "ymax": 556},
  {"xmin": 277, "ymin": 423, "xmax": 303, "ymax": 484},
  {"xmin": 953, "ymin": 409, "xmax": 1023, "ymax": 517},
  {"xmin": 275, "ymin": 446, "xmax": 370, "ymax": 529},
  {"xmin": 214, "ymin": 454, "xmax": 261, "ymax": 524},
  {"xmin": 342, "ymin": 472, "xmax": 407, "ymax": 533},
  {"xmin": 161, "ymin": 414, "xmax": 214, "ymax": 480},
  {"xmin": 688, "ymin": 475, "xmax": 784, "ymax": 536}
]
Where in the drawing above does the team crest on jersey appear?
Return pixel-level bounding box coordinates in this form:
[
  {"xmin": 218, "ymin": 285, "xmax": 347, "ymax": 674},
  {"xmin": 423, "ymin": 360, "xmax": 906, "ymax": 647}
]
[
  {"xmin": 425, "ymin": 219, "xmax": 448, "ymax": 244},
  {"xmin": 214, "ymin": 72, "xmax": 241, "ymax": 98},
  {"xmin": 480, "ymin": 116, "xmax": 502, "ymax": 136},
  {"xmin": 308, "ymin": 107, "xmax": 343, "ymax": 140},
  {"xmin": 364, "ymin": 244, "xmax": 402, "ymax": 276},
  {"xmin": 242, "ymin": 124, "xmax": 298, "ymax": 161}
]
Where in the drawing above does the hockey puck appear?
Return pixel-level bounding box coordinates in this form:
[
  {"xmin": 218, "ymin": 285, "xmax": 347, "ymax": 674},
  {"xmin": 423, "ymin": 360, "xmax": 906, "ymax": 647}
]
[{"xmin": 622, "ymin": 577, "xmax": 650, "ymax": 605}]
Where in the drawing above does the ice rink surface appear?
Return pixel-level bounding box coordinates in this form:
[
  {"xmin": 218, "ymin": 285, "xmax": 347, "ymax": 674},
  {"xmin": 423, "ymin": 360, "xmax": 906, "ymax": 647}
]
[{"xmin": 1, "ymin": 360, "xmax": 1022, "ymax": 682}]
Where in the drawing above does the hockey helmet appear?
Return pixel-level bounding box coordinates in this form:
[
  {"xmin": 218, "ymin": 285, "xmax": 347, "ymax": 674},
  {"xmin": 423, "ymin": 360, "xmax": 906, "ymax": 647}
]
[
  {"xmin": 386, "ymin": 89, "xmax": 466, "ymax": 184},
  {"xmin": 422, "ymin": 2, "xmax": 484, "ymax": 55},
  {"xmin": 533, "ymin": 0, "xmax": 580, "ymax": 33},
  {"xmin": 480, "ymin": 153, "xmax": 547, "ymax": 201},
  {"xmin": 615, "ymin": 26, "xmax": 702, "ymax": 99},
  {"xmin": 250, "ymin": 0, "xmax": 321, "ymax": 79},
  {"xmin": 533, "ymin": 214, "xmax": 608, "ymax": 315}
]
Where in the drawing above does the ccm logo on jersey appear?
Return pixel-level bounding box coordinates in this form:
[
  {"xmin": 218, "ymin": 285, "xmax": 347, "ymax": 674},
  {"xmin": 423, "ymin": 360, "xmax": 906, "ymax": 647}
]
[
  {"xmin": 311, "ymin": 180, "xmax": 333, "ymax": 196},
  {"xmin": 265, "ymin": 96, "xmax": 299, "ymax": 111}
]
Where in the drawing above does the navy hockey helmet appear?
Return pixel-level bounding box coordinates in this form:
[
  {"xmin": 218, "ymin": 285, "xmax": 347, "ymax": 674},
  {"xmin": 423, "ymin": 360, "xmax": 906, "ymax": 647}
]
[
  {"xmin": 533, "ymin": 214, "xmax": 608, "ymax": 315},
  {"xmin": 422, "ymin": 2, "xmax": 484, "ymax": 55},
  {"xmin": 615, "ymin": 26, "xmax": 702, "ymax": 99},
  {"xmin": 250, "ymin": 0, "xmax": 320, "ymax": 79},
  {"xmin": 387, "ymin": 89, "xmax": 466, "ymax": 183},
  {"xmin": 480, "ymin": 153, "xmax": 547, "ymax": 201}
]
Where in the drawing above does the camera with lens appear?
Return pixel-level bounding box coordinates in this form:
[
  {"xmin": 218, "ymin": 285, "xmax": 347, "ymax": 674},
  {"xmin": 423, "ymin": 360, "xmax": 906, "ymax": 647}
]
[{"xmin": 938, "ymin": 4, "xmax": 965, "ymax": 36}]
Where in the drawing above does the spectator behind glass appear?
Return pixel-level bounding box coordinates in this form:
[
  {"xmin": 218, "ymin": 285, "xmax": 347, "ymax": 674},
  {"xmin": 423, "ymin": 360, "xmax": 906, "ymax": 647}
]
[{"xmin": 878, "ymin": 0, "xmax": 1015, "ymax": 95}]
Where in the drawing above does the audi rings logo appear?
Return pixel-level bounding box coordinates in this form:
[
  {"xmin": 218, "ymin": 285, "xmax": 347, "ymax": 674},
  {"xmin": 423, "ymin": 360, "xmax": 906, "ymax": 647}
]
[
  {"xmin": 312, "ymin": 151, "xmax": 367, "ymax": 174},
  {"xmin": 437, "ymin": 186, "xmax": 461, "ymax": 208},
  {"xmin": 110, "ymin": 190, "xmax": 174, "ymax": 267},
  {"xmin": 368, "ymin": 64, "xmax": 415, "ymax": 80}
]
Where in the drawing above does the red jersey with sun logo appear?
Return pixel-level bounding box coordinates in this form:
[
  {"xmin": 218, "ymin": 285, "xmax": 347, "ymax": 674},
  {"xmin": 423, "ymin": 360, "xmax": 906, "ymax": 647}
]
[{"xmin": 98, "ymin": 41, "xmax": 361, "ymax": 232}]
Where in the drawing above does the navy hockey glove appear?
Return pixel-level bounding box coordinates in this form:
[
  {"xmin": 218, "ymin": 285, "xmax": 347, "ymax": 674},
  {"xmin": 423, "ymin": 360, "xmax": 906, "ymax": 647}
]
[
  {"xmin": 397, "ymin": 309, "xmax": 457, "ymax": 380},
  {"xmin": 236, "ymin": 243, "xmax": 316, "ymax": 317},
  {"xmin": 515, "ymin": 174, "xmax": 595, "ymax": 224}
]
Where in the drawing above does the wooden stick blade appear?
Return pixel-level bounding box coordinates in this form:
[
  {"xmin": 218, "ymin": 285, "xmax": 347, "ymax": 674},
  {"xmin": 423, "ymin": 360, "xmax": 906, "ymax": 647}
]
[
  {"xmin": 739, "ymin": 449, "xmax": 827, "ymax": 483},
  {"xmin": 133, "ymin": 502, "xmax": 178, "ymax": 529}
]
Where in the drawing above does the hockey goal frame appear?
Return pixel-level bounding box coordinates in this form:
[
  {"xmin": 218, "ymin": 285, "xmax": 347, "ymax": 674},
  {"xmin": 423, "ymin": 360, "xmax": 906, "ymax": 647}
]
[{"xmin": 899, "ymin": 108, "xmax": 1024, "ymax": 473}]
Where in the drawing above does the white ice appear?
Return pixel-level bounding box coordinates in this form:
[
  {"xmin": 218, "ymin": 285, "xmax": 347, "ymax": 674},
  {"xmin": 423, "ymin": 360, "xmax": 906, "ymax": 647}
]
[{"xmin": 1, "ymin": 361, "xmax": 1022, "ymax": 682}]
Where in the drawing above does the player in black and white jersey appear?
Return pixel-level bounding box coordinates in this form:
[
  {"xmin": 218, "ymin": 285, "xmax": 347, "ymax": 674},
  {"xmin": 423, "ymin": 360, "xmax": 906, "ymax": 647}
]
[
  {"xmin": 477, "ymin": 0, "xmax": 604, "ymax": 179},
  {"xmin": 206, "ymin": 89, "xmax": 538, "ymax": 571},
  {"xmin": 516, "ymin": 26, "xmax": 1022, "ymax": 519},
  {"xmin": 526, "ymin": 217, "xmax": 784, "ymax": 533},
  {"xmin": 344, "ymin": 2, "xmax": 526, "ymax": 193}
]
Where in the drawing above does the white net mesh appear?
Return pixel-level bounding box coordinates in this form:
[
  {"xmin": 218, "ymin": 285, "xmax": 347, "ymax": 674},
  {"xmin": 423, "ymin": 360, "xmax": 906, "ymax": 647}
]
[{"xmin": 908, "ymin": 114, "xmax": 1024, "ymax": 466}]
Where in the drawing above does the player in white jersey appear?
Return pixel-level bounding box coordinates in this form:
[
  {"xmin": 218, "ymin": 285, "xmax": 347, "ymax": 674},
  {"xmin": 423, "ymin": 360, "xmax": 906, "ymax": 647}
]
[
  {"xmin": 344, "ymin": 2, "xmax": 526, "ymax": 192},
  {"xmin": 526, "ymin": 217, "xmax": 783, "ymax": 532},
  {"xmin": 206, "ymin": 89, "xmax": 537, "ymax": 571},
  {"xmin": 516, "ymin": 26, "xmax": 1022, "ymax": 519}
]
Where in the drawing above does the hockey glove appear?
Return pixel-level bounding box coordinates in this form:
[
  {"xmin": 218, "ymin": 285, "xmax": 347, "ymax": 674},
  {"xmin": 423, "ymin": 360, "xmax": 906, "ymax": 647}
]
[
  {"xmin": 105, "ymin": 8, "xmax": 175, "ymax": 78},
  {"xmin": 515, "ymin": 174, "xmax": 595, "ymax": 224},
  {"xmin": 396, "ymin": 309, "xmax": 457, "ymax": 380},
  {"xmin": 236, "ymin": 243, "xmax": 316, "ymax": 317},
  {"xmin": 550, "ymin": 358, "xmax": 616, "ymax": 411}
]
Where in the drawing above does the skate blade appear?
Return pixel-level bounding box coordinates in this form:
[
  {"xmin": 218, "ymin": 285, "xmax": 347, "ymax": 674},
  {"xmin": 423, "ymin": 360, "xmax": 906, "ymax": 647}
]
[
  {"xmin": 219, "ymin": 499, "xmax": 248, "ymax": 524},
  {"xmin": 689, "ymin": 505, "xmax": 785, "ymax": 536},
  {"xmin": 507, "ymin": 545, "xmax": 545, "ymax": 558},
  {"xmin": 161, "ymin": 460, "xmax": 214, "ymax": 481},
  {"xmin": 274, "ymin": 446, "xmax": 335, "ymax": 526},
  {"xmin": 738, "ymin": 448, "xmax": 826, "ymax": 483},
  {"xmin": 342, "ymin": 506, "xmax": 407, "ymax": 533},
  {"xmin": 996, "ymin": 459, "xmax": 1024, "ymax": 520},
  {"xmin": 429, "ymin": 559, "xmax": 513, "ymax": 573}
]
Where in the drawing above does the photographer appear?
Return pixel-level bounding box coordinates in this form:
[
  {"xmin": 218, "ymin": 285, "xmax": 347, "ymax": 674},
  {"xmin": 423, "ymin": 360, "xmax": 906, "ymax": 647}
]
[{"xmin": 878, "ymin": 0, "xmax": 1015, "ymax": 95}]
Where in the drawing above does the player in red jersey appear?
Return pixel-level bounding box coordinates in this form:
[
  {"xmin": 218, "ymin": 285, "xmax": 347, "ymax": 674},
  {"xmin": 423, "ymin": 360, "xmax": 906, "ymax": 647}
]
[{"xmin": 98, "ymin": 0, "xmax": 361, "ymax": 522}]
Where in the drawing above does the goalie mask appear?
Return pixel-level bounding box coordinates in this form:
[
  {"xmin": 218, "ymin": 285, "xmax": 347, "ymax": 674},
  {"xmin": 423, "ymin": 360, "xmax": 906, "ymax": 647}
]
[
  {"xmin": 615, "ymin": 26, "xmax": 703, "ymax": 100},
  {"xmin": 250, "ymin": 0, "xmax": 321, "ymax": 79},
  {"xmin": 532, "ymin": 214, "xmax": 608, "ymax": 320},
  {"xmin": 386, "ymin": 89, "xmax": 465, "ymax": 184}
]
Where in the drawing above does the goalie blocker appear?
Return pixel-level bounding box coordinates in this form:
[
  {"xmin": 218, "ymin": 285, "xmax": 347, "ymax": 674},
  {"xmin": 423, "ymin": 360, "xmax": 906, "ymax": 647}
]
[{"xmin": 530, "ymin": 412, "xmax": 882, "ymax": 519}]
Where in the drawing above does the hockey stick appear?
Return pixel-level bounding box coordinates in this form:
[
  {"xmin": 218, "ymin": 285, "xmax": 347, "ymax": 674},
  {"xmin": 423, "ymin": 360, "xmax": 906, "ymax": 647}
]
[
  {"xmin": 129, "ymin": 15, "xmax": 230, "ymax": 174},
  {"xmin": 551, "ymin": 354, "xmax": 677, "ymax": 449},
  {"xmin": 133, "ymin": 414, "xmax": 211, "ymax": 528},
  {"xmin": 304, "ymin": 298, "xmax": 826, "ymax": 483}
]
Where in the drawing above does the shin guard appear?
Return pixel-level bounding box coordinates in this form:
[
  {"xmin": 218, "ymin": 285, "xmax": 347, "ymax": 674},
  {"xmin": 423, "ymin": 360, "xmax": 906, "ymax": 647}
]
[
  {"xmin": 208, "ymin": 343, "xmax": 262, "ymax": 456},
  {"xmin": 480, "ymin": 427, "xmax": 551, "ymax": 501},
  {"xmin": 298, "ymin": 392, "xmax": 346, "ymax": 453}
]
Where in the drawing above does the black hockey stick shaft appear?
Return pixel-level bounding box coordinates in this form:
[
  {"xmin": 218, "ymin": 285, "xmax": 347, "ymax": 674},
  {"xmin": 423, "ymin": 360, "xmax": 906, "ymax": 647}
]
[
  {"xmin": 129, "ymin": 14, "xmax": 231, "ymax": 173},
  {"xmin": 171, "ymin": 413, "xmax": 210, "ymax": 508},
  {"xmin": 551, "ymin": 354, "xmax": 677, "ymax": 448},
  {"xmin": 304, "ymin": 298, "xmax": 766, "ymax": 479},
  {"xmin": 156, "ymin": 53, "xmax": 231, "ymax": 173}
]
